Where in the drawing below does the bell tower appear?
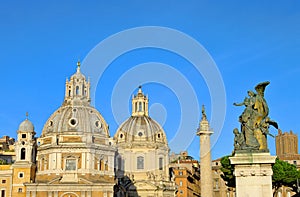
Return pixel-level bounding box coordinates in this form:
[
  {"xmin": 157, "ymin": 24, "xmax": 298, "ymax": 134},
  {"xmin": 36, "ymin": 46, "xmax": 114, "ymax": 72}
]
[
  {"xmin": 12, "ymin": 113, "xmax": 37, "ymax": 196},
  {"xmin": 15, "ymin": 113, "xmax": 36, "ymax": 163}
]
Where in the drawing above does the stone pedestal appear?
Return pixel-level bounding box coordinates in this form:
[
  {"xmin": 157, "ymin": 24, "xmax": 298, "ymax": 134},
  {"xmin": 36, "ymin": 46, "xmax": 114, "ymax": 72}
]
[{"xmin": 229, "ymin": 152, "xmax": 276, "ymax": 197}]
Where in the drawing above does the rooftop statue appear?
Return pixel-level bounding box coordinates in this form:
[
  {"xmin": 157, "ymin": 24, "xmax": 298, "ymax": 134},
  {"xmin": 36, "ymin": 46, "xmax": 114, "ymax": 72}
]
[{"xmin": 233, "ymin": 81, "xmax": 278, "ymax": 151}]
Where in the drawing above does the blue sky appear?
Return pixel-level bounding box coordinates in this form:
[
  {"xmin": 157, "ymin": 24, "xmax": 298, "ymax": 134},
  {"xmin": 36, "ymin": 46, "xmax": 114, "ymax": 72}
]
[{"xmin": 0, "ymin": 1, "xmax": 299, "ymax": 160}]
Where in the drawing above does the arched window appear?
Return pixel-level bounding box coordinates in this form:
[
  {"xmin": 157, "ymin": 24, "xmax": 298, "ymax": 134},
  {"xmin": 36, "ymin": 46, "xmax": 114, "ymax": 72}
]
[
  {"xmin": 76, "ymin": 86, "xmax": 79, "ymax": 95},
  {"xmin": 138, "ymin": 102, "xmax": 142, "ymax": 112},
  {"xmin": 105, "ymin": 162, "xmax": 108, "ymax": 171},
  {"xmin": 159, "ymin": 157, "xmax": 163, "ymax": 170},
  {"xmin": 117, "ymin": 157, "xmax": 122, "ymax": 171},
  {"xmin": 1, "ymin": 189, "xmax": 5, "ymax": 197},
  {"xmin": 20, "ymin": 148, "xmax": 26, "ymax": 160},
  {"xmin": 137, "ymin": 156, "xmax": 144, "ymax": 169},
  {"xmin": 99, "ymin": 160, "xmax": 102, "ymax": 171}
]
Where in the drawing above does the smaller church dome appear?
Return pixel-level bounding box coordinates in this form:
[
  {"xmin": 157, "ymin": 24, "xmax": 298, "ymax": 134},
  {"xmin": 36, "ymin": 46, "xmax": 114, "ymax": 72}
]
[
  {"xmin": 114, "ymin": 87, "xmax": 167, "ymax": 145},
  {"xmin": 115, "ymin": 116, "xmax": 167, "ymax": 144},
  {"xmin": 18, "ymin": 119, "xmax": 34, "ymax": 132}
]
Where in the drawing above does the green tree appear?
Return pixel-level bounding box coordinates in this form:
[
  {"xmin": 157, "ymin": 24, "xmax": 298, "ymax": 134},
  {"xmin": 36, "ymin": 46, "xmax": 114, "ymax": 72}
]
[
  {"xmin": 220, "ymin": 155, "xmax": 235, "ymax": 189},
  {"xmin": 272, "ymin": 158, "xmax": 300, "ymax": 196},
  {"xmin": 0, "ymin": 159, "xmax": 7, "ymax": 165}
]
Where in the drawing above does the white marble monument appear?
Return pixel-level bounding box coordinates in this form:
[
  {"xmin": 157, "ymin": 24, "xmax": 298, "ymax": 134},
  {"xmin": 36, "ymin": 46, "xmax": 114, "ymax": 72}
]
[{"xmin": 230, "ymin": 152, "xmax": 276, "ymax": 197}]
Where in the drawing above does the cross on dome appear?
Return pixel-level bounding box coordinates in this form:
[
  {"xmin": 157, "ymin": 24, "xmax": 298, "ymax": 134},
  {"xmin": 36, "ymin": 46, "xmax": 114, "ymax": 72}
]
[{"xmin": 77, "ymin": 60, "xmax": 81, "ymax": 73}]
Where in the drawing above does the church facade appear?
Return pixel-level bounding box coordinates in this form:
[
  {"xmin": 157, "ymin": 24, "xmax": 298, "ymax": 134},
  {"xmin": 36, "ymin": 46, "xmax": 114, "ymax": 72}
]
[
  {"xmin": 114, "ymin": 87, "xmax": 175, "ymax": 196},
  {"xmin": 0, "ymin": 62, "xmax": 176, "ymax": 197}
]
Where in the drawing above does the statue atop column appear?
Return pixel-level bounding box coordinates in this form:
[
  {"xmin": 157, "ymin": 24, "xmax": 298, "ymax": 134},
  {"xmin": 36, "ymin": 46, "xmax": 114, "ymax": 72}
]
[{"xmin": 233, "ymin": 81, "xmax": 278, "ymax": 151}]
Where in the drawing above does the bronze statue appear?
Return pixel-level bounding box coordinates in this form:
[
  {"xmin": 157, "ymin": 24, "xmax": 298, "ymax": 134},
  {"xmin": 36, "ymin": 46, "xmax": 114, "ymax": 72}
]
[
  {"xmin": 233, "ymin": 128, "xmax": 245, "ymax": 150},
  {"xmin": 233, "ymin": 81, "xmax": 278, "ymax": 151}
]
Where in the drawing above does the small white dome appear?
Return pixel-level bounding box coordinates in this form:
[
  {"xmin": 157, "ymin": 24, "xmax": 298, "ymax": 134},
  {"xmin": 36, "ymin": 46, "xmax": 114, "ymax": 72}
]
[
  {"xmin": 18, "ymin": 119, "xmax": 34, "ymax": 132},
  {"xmin": 114, "ymin": 116, "xmax": 167, "ymax": 145},
  {"xmin": 114, "ymin": 86, "xmax": 168, "ymax": 146}
]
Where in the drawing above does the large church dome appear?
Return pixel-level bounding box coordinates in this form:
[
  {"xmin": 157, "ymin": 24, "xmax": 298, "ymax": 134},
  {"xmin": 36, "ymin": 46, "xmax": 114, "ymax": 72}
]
[
  {"xmin": 114, "ymin": 87, "xmax": 167, "ymax": 145},
  {"xmin": 36, "ymin": 62, "xmax": 115, "ymax": 185},
  {"xmin": 42, "ymin": 105, "xmax": 109, "ymax": 137},
  {"xmin": 40, "ymin": 61, "xmax": 109, "ymax": 138}
]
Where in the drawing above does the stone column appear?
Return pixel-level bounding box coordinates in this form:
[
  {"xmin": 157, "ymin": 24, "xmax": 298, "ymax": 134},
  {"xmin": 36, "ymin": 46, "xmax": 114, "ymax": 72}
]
[
  {"xmin": 197, "ymin": 106, "xmax": 213, "ymax": 197},
  {"xmin": 230, "ymin": 152, "xmax": 276, "ymax": 197}
]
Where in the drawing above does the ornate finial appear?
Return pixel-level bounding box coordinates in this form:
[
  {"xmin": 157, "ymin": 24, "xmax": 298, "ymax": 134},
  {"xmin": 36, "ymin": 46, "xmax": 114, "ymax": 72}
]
[
  {"xmin": 76, "ymin": 60, "xmax": 81, "ymax": 73},
  {"xmin": 201, "ymin": 105, "xmax": 207, "ymax": 120},
  {"xmin": 138, "ymin": 85, "xmax": 142, "ymax": 94},
  {"xmin": 26, "ymin": 112, "xmax": 29, "ymax": 120}
]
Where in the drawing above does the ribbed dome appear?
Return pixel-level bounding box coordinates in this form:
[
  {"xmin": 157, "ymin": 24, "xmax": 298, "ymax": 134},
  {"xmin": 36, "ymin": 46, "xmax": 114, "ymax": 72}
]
[
  {"xmin": 114, "ymin": 116, "xmax": 167, "ymax": 144},
  {"xmin": 18, "ymin": 119, "xmax": 34, "ymax": 132},
  {"xmin": 42, "ymin": 105, "xmax": 109, "ymax": 137},
  {"xmin": 114, "ymin": 87, "xmax": 167, "ymax": 145},
  {"xmin": 41, "ymin": 62, "xmax": 109, "ymax": 137}
]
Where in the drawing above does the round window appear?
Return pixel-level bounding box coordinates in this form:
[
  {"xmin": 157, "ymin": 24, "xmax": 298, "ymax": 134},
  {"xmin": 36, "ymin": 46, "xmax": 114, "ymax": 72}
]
[
  {"xmin": 95, "ymin": 120, "xmax": 102, "ymax": 128},
  {"xmin": 138, "ymin": 132, "xmax": 143, "ymax": 137},
  {"xmin": 69, "ymin": 118, "xmax": 77, "ymax": 127}
]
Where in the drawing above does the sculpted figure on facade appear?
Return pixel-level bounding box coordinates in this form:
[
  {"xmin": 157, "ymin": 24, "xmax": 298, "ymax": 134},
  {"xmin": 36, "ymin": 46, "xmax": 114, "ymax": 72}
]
[{"xmin": 233, "ymin": 81, "xmax": 278, "ymax": 151}]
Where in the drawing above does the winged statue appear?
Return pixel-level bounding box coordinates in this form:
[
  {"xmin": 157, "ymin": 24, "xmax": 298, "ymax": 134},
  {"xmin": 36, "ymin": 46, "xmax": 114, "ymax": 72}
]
[{"xmin": 233, "ymin": 81, "xmax": 278, "ymax": 151}]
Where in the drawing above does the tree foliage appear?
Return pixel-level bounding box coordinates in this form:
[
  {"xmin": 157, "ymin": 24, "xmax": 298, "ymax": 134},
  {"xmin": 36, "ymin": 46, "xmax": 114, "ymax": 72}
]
[
  {"xmin": 272, "ymin": 158, "xmax": 300, "ymax": 195},
  {"xmin": 0, "ymin": 159, "xmax": 7, "ymax": 165},
  {"xmin": 220, "ymin": 155, "xmax": 235, "ymax": 188}
]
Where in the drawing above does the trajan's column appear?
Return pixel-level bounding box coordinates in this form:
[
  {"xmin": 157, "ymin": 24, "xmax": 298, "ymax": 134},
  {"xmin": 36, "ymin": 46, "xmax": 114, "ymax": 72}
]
[{"xmin": 197, "ymin": 105, "xmax": 213, "ymax": 197}]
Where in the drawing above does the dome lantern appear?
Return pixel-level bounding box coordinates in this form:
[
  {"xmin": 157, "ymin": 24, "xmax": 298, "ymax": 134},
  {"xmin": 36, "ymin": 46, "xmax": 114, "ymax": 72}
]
[
  {"xmin": 64, "ymin": 61, "xmax": 91, "ymax": 105},
  {"xmin": 131, "ymin": 86, "xmax": 148, "ymax": 117},
  {"xmin": 115, "ymin": 87, "xmax": 167, "ymax": 145}
]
